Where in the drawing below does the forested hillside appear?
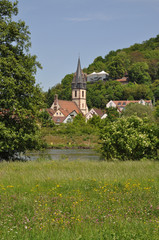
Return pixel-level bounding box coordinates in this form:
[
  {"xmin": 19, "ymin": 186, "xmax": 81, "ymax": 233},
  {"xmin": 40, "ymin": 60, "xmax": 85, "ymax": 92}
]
[{"xmin": 45, "ymin": 35, "xmax": 159, "ymax": 109}]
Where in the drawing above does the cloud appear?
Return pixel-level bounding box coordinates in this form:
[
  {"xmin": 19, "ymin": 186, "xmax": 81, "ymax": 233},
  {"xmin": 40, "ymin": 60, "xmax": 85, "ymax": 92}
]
[
  {"xmin": 66, "ymin": 14, "xmax": 114, "ymax": 22},
  {"xmin": 66, "ymin": 17, "xmax": 92, "ymax": 22}
]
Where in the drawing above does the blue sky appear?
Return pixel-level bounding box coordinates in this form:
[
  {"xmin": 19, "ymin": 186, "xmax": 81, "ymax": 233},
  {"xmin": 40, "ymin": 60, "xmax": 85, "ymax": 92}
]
[{"xmin": 15, "ymin": 0, "xmax": 159, "ymax": 91}]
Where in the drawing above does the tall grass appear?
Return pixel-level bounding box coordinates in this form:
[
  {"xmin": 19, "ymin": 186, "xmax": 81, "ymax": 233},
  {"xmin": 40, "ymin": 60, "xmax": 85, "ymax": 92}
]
[{"xmin": 0, "ymin": 160, "xmax": 159, "ymax": 239}]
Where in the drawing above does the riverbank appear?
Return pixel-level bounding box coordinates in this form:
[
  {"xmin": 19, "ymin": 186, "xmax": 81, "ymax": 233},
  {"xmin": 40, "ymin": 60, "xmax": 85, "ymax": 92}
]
[
  {"xmin": 43, "ymin": 133, "xmax": 99, "ymax": 149},
  {"xmin": 0, "ymin": 160, "xmax": 159, "ymax": 239}
]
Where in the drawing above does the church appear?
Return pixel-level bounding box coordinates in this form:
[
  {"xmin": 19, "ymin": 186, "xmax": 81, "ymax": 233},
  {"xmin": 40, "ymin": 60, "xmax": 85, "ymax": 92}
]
[{"xmin": 47, "ymin": 58, "xmax": 88, "ymax": 124}]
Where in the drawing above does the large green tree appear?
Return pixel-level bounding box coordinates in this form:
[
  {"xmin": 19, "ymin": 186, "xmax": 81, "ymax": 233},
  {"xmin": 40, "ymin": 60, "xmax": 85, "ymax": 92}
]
[
  {"xmin": 128, "ymin": 62, "xmax": 151, "ymax": 84},
  {"xmin": 107, "ymin": 55, "xmax": 126, "ymax": 79},
  {"xmin": 0, "ymin": 0, "xmax": 44, "ymax": 160}
]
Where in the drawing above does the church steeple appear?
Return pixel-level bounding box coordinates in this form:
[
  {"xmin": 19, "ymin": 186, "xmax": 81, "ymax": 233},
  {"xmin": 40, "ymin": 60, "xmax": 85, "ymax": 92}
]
[
  {"xmin": 72, "ymin": 57, "xmax": 86, "ymax": 90},
  {"xmin": 72, "ymin": 58, "xmax": 88, "ymax": 115}
]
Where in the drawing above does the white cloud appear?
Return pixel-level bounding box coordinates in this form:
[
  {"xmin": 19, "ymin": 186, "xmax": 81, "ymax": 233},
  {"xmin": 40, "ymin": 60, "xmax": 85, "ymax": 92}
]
[
  {"xmin": 66, "ymin": 14, "xmax": 114, "ymax": 22},
  {"xmin": 66, "ymin": 17, "xmax": 92, "ymax": 22}
]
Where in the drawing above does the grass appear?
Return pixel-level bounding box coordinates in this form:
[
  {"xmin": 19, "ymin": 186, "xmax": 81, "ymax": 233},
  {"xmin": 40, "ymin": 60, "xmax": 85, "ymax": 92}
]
[
  {"xmin": 0, "ymin": 159, "xmax": 159, "ymax": 239},
  {"xmin": 43, "ymin": 134, "xmax": 99, "ymax": 149}
]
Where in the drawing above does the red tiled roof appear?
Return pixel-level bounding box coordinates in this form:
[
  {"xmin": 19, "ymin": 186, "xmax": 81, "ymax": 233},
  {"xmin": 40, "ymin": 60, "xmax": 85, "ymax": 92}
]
[
  {"xmin": 113, "ymin": 100, "xmax": 151, "ymax": 106},
  {"xmin": 93, "ymin": 108, "xmax": 106, "ymax": 117},
  {"xmin": 116, "ymin": 77, "xmax": 129, "ymax": 83},
  {"xmin": 47, "ymin": 108, "xmax": 55, "ymax": 115},
  {"xmin": 58, "ymin": 100, "xmax": 81, "ymax": 115},
  {"xmin": 52, "ymin": 116, "xmax": 66, "ymax": 123},
  {"xmin": 47, "ymin": 100, "xmax": 82, "ymax": 123}
]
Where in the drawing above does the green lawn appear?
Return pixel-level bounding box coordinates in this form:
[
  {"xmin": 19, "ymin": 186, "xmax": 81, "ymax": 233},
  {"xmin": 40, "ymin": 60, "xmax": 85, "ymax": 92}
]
[{"xmin": 0, "ymin": 159, "xmax": 159, "ymax": 240}]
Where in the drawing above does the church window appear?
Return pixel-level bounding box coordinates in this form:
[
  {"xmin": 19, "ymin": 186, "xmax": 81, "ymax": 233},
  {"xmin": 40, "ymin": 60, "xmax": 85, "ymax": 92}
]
[{"xmin": 82, "ymin": 91, "xmax": 84, "ymax": 97}]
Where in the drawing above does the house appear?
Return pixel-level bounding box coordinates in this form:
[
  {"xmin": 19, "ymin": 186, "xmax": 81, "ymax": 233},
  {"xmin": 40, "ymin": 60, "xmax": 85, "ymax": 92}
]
[
  {"xmin": 86, "ymin": 108, "xmax": 107, "ymax": 121},
  {"xmin": 47, "ymin": 95, "xmax": 81, "ymax": 124},
  {"xmin": 115, "ymin": 77, "xmax": 129, "ymax": 85},
  {"xmin": 106, "ymin": 99, "xmax": 152, "ymax": 112},
  {"xmin": 47, "ymin": 58, "xmax": 88, "ymax": 124},
  {"xmin": 87, "ymin": 71, "xmax": 109, "ymax": 83}
]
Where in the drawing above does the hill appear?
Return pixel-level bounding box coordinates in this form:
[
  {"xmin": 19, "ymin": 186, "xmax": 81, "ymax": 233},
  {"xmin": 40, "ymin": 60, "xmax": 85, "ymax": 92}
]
[{"xmin": 45, "ymin": 35, "xmax": 159, "ymax": 108}]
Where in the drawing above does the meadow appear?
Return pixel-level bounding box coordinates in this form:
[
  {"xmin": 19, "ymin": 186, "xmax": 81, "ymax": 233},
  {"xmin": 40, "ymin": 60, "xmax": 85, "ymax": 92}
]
[{"xmin": 0, "ymin": 159, "xmax": 159, "ymax": 240}]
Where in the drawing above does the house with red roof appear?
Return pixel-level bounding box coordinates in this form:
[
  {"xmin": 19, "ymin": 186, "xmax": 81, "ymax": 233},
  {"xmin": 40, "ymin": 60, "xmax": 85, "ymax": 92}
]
[
  {"xmin": 47, "ymin": 95, "xmax": 82, "ymax": 124},
  {"xmin": 86, "ymin": 108, "xmax": 107, "ymax": 121},
  {"xmin": 106, "ymin": 99, "xmax": 152, "ymax": 112}
]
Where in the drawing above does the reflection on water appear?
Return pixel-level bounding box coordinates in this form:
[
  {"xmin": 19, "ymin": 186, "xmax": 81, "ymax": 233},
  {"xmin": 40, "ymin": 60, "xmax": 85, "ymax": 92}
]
[{"xmin": 27, "ymin": 149, "xmax": 101, "ymax": 161}]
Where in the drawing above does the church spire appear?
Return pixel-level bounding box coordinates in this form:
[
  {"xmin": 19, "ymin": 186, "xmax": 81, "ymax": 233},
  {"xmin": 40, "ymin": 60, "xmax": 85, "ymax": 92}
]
[{"xmin": 72, "ymin": 57, "xmax": 86, "ymax": 90}]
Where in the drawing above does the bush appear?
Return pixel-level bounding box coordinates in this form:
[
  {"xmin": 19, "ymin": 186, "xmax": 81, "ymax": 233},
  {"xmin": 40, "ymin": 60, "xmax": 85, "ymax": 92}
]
[
  {"xmin": 99, "ymin": 116, "xmax": 159, "ymax": 161},
  {"xmin": 38, "ymin": 110, "xmax": 55, "ymax": 127}
]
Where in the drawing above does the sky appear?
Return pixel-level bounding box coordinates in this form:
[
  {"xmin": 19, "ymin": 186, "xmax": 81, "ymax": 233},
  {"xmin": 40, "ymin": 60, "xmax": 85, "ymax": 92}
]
[{"xmin": 15, "ymin": 0, "xmax": 159, "ymax": 91}]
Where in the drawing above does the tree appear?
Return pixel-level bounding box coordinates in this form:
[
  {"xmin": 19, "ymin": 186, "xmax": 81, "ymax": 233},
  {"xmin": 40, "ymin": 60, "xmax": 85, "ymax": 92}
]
[
  {"xmin": 122, "ymin": 103, "xmax": 155, "ymax": 122},
  {"xmin": 100, "ymin": 116, "xmax": 159, "ymax": 161},
  {"xmin": 122, "ymin": 83, "xmax": 153, "ymax": 100},
  {"xmin": 128, "ymin": 62, "xmax": 151, "ymax": 84},
  {"xmin": 38, "ymin": 110, "xmax": 55, "ymax": 128},
  {"xmin": 0, "ymin": 0, "xmax": 44, "ymax": 160},
  {"xmin": 107, "ymin": 55, "xmax": 126, "ymax": 79},
  {"xmin": 87, "ymin": 115, "xmax": 101, "ymax": 128},
  {"xmin": 105, "ymin": 107, "xmax": 119, "ymax": 122},
  {"xmin": 151, "ymin": 80, "xmax": 159, "ymax": 100}
]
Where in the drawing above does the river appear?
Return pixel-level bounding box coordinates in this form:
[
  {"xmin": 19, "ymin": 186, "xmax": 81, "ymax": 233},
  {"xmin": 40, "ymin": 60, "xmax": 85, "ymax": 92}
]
[{"xmin": 26, "ymin": 149, "xmax": 101, "ymax": 161}]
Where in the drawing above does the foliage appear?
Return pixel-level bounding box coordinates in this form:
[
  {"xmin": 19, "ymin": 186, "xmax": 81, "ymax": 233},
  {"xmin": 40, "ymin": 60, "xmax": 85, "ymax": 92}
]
[
  {"xmin": 100, "ymin": 116, "xmax": 159, "ymax": 161},
  {"xmin": 122, "ymin": 103, "xmax": 155, "ymax": 121},
  {"xmin": 154, "ymin": 101, "xmax": 159, "ymax": 121},
  {"xmin": 0, "ymin": 0, "xmax": 44, "ymax": 160},
  {"xmin": 38, "ymin": 110, "xmax": 55, "ymax": 127},
  {"xmin": 128, "ymin": 62, "xmax": 151, "ymax": 84},
  {"xmin": 84, "ymin": 56, "xmax": 107, "ymax": 74},
  {"xmin": 151, "ymin": 79, "xmax": 159, "ymax": 100},
  {"xmin": 105, "ymin": 107, "xmax": 119, "ymax": 122},
  {"xmin": 59, "ymin": 114, "xmax": 96, "ymax": 135},
  {"xmin": 107, "ymin": 55, "xmax": 126, "ymax": 79},
  {"xmin": 87, "ymin": 114, "xmax": 102, "ymax": 128},
  {"xmin": 45, "ymin": 74, "xmax": 73, "ymax": 108}
]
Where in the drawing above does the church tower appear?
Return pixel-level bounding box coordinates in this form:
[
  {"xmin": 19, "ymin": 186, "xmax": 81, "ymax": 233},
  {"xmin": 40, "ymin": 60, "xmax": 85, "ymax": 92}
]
[{"xmin": 72, "ymin": 58, "xmax": 88, "ymax": 115}]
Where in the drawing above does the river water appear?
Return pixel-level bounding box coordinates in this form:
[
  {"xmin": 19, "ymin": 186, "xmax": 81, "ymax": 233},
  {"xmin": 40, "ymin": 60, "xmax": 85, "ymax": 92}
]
[{"xmin": 26, "ymin": 149, "xmax": 101, "ymax": 161}]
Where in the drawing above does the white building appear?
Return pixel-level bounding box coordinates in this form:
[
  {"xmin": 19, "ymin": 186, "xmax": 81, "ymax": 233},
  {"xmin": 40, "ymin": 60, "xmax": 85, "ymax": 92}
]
[{"xmin": 87, "ymin": 71, "xmax": 109, "ymax": 83}]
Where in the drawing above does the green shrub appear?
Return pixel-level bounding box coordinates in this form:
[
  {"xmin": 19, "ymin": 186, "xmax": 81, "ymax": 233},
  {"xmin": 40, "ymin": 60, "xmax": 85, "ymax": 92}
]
[{"xmin": 100, "ymin": 116, "xmax": 159, "ymax": 160}]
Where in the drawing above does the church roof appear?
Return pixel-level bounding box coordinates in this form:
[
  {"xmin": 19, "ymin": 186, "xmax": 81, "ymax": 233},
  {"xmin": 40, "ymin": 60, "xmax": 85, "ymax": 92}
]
[
  {"xmin": 72, "ymin": 57, "xmax": 87, "ymax": 90},
  {"xmin": 58, "ymin": 100, "xmax": 81, "ymax": 115}
]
